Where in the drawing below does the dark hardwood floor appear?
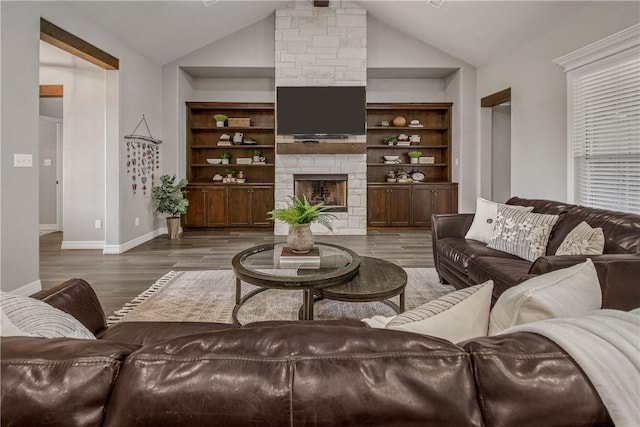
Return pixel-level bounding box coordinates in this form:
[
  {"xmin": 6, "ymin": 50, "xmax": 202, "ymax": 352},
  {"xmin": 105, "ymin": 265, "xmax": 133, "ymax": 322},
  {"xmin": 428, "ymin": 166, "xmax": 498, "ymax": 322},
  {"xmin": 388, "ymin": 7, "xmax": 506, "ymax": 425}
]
[{"xmin": 40, "ymin": 229, "xmax": 435, "ymax": 316}]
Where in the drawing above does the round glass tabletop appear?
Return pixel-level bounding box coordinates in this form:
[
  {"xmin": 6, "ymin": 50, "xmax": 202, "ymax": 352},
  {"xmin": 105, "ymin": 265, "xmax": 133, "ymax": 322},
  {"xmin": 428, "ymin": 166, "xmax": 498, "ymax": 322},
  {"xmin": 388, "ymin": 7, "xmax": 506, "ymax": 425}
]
[{"xmin": 232, "ymin": 242, "xmax": 360, "ymax": 289}]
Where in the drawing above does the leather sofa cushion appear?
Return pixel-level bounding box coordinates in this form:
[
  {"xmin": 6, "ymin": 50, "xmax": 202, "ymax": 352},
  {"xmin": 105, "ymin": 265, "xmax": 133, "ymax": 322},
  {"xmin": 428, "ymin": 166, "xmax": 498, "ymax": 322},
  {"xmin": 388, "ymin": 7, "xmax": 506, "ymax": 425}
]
[
  {"xmin": 104, "ymin": 324, "xmax": 483, "ymax": 427},
  {"xmin": 438, "ymin": 237, "xmax": 521, "ymax": 275},
  {"xmin": 462, "ymin": 332, "xmax": 611, "ymax": 427},
  {"xmin": 1, "ymin": 336, "xmax": 139, "ymax": 427},
  {"xmin": 467, "ymin": 256, "xmax": 535, "ymax": 303},
  {"xmin": 549, "ymin": 206, "xmax": 640, "ymax": 255}
]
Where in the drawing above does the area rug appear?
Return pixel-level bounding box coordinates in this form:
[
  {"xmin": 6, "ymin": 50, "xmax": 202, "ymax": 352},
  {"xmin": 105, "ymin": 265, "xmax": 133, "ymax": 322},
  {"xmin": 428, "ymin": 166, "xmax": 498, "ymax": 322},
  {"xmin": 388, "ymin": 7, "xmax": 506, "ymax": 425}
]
[{"xmin": 108, "ymin": 269, "xmax": 455, "ymax": 325}]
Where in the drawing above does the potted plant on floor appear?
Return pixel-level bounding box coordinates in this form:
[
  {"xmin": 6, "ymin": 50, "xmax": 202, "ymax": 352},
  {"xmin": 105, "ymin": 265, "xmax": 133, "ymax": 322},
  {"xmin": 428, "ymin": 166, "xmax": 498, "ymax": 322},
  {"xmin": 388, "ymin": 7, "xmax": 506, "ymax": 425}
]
[
  {"xmin": 152, "ymin": 174, "xmax": 189, "ymax": 239},
  {"xmin": 267, "ymin": 195, "xmax": 337, "ymax": 253}
]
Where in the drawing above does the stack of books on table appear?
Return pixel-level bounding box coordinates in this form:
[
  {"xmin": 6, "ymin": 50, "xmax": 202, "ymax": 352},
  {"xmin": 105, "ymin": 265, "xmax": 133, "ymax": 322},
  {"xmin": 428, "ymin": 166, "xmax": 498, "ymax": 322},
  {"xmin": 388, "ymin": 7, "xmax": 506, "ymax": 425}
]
[{"xmin": 279, "ymin": 246, "xmax": 321, "ymax": 269}]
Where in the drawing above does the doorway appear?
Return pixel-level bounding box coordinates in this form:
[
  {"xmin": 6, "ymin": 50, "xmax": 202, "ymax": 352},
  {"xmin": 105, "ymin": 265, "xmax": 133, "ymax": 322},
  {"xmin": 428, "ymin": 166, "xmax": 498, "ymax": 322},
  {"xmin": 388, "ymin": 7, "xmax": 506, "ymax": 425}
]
[
  {"xmin": 480, "ymin": 88, "xmax": 511, "ymax": 202},
  {"xmin": 39, "ymin": 110, "xmax": 63, "ymax": 233}
]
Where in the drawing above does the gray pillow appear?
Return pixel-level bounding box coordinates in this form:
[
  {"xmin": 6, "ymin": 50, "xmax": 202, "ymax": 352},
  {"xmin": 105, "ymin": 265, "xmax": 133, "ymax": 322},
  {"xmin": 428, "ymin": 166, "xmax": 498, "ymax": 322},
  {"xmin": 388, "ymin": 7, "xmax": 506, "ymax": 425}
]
[
  {"xmin": 488, "ymin": 205, "xmax": 559, "ymax": 262},
  {"xmin": 0, "ymin": 290, "xmax": 96, "ymax": 339}
]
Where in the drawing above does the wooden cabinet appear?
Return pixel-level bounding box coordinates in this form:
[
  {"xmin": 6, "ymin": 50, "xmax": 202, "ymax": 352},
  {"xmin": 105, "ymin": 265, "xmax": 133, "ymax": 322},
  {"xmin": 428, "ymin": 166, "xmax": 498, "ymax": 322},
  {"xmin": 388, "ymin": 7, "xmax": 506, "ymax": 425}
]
[
  {"xmin": 367, "ymin": 185, "xmax": 411, "ymax": 226},
  {"xmin": 411, "ymin": 184, "xmax": 458, "ymax": 227},
  {"xmin": 368, "ymin": 183, "xmax": 458, "ymax": 228},
  {"xmin": 184, "ymin": 186, "xmax": 228, "ymax": 227},
  {"xmin": 228, "ymin": 185, "xmax": 274, "ymax": 228},
  {"xmin": 185, "ymin": 102, "xmax": 275, "ymax": 229}
]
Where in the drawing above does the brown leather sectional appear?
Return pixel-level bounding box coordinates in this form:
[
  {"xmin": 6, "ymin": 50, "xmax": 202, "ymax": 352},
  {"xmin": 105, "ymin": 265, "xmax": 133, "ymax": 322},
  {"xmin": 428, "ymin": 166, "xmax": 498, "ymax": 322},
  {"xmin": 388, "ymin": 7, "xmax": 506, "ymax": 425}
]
[
  {"xmin": 1, "ymin": 278, "xmax": 616, "ymax": 426},
  {"xmin": 432, "ymin": 197, "xmax": 640, "ymax": 307}
]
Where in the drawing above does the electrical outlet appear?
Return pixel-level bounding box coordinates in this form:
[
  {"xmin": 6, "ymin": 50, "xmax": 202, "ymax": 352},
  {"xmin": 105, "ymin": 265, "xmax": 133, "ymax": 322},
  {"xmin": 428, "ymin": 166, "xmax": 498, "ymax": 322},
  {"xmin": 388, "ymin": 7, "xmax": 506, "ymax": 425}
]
[
  {"xmin": 135, "ymin": 217, "xmax": 140, "ymax": 226},
  {"xmin": 95, "ymin": 220, "xmax": 102, "ymax": 229}
]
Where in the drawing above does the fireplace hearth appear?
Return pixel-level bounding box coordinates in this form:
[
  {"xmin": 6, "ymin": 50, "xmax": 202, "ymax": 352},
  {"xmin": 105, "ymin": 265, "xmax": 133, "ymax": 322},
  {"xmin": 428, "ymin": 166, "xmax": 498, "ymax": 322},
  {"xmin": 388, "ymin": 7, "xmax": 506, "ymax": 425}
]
[{"xmin": 294, "ymin": 174, "xmax": 348, "ymax": 212}]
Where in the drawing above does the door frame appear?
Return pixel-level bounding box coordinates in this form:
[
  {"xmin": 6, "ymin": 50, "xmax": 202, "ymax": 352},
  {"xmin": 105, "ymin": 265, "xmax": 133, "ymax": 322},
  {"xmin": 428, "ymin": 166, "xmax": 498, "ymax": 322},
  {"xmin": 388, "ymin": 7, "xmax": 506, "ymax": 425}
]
[{"xmin": 479, "ymin": 88, "xmax": 511, "ymax": 200}]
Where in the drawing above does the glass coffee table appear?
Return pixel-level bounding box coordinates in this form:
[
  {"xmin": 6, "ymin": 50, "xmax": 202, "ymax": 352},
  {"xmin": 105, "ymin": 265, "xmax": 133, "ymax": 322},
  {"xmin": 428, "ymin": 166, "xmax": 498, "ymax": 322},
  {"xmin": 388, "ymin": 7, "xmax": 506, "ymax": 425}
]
[
  {"xmin": 232, "ymin": 242, "xmax": 360, "ymax": 325},
  {"xmin": 232, "ymin": 242, "xmax": 407, "ymax": 325}
]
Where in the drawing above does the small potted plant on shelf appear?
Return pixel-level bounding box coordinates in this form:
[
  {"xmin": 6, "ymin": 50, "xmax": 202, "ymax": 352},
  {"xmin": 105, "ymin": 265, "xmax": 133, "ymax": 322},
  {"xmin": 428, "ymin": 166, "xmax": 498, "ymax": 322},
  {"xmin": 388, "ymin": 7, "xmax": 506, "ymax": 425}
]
[
  {"xmin": 152, "ymin": 174, "xmax": 189, "ymax": 240},
  {"xmin": 252, "ymin": 149, "xmax": 261, "ymax": 163},
  {"xmin": 220, "ymin": 152, "xmax": 231, "ymax": 164},
  {"xmin": 214, "ymin": 114, "xmax": 227, "ymax": 127},
  {"xmin": 267, "ymin": 195, "xmax": 337, "ymax": 254},
  {"xmin": 408, "ymin": 151, "xmax": 422, "ymax": 164},
  {"xmin": 383, "ymin": 136, "xmax": 398, "ymax": 146}
]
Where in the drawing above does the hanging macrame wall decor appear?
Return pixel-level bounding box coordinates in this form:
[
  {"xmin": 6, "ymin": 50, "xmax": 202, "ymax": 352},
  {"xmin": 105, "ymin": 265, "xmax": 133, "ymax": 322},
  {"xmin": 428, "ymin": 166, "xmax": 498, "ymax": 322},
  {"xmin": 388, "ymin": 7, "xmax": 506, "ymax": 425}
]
[{"xmin": 125, "ymin": 115, "xmax": 161, "ymax": 195}]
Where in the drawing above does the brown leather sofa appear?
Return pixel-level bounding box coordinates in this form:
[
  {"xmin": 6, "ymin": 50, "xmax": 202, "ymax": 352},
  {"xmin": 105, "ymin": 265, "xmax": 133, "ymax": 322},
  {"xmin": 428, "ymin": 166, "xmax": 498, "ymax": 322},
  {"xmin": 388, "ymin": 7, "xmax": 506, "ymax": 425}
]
[
  {"xmin": 2, "ymin": 278, "xmax": 614, "ymax": 426},
  {"xmin": 432, "ymin": 197, "xmax": 640, "ymax": 306}
]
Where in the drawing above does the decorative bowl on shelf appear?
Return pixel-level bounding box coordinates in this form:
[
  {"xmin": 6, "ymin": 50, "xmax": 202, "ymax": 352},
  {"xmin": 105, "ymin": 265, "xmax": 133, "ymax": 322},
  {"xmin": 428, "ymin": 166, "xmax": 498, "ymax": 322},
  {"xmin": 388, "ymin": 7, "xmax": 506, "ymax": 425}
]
[
  {"xmin": 206, "ymin": 159, "xmax": 222, "ymax": 164},
  {"xmin": 383, "ymin": 155, "xmax": 399, "ymax": 161}
]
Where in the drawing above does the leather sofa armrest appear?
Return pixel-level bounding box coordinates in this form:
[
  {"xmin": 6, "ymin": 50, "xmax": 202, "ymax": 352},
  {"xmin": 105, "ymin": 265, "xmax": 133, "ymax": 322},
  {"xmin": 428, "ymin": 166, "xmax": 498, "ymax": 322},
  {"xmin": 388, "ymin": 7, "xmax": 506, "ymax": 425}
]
[
  {"xmin": 431, "ymin": 213, "xmax": 475, "ymax": 240},
  {"xmin": 431, "ymin": 214, "xmax": 474, "ymax": 274},
  {"xmin": 32, "ymin": 278, "xmax": 108, "ymax": 335},
  {"xmin": 529, "ymin": 254, "xmax": 640, "ymax": 310}
]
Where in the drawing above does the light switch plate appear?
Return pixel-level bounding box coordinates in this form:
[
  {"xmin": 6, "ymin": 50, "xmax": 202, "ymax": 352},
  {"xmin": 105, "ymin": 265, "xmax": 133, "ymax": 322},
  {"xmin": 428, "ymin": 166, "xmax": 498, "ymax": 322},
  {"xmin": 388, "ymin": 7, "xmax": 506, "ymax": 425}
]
[
  {"xmin": 44, "ymin": 159, "xmax": 52, "ymax": 166},
  {"xmin": 14, "ymin": 154, "xmax": 33, "ymax": 168}
]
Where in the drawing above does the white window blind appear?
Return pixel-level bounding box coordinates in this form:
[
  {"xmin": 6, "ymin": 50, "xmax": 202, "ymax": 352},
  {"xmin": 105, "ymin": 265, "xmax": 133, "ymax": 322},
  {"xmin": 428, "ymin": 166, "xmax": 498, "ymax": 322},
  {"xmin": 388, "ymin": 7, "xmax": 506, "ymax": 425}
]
[{"xmin": 571, "ymin": 53, "xmax": 640, "ymax": 214}]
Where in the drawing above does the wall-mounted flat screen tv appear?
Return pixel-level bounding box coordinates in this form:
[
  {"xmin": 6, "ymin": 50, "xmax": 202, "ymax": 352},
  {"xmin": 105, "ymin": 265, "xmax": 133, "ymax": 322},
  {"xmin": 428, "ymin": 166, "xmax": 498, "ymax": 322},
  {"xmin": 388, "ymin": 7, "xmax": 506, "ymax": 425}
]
[{"xmin": 277, "ymin": 86, "xmax": 366, "ymax": 137}]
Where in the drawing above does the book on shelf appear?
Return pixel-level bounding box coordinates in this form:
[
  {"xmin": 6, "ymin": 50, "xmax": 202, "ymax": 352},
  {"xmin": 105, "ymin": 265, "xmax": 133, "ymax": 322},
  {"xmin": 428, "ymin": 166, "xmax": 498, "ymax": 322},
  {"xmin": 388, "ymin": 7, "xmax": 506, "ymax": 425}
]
[{"xmin": 217, "ymin": 141, "xmax": 232, "ymax": 146}]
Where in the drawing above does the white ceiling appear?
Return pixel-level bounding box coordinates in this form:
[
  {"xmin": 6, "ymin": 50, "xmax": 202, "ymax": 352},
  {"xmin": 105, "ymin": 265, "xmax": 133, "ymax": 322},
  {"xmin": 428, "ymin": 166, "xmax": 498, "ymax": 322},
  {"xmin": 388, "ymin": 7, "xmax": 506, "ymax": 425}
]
[{"xmin": 66, "ymin": 1, "xmax": 596, "ymax": 67}]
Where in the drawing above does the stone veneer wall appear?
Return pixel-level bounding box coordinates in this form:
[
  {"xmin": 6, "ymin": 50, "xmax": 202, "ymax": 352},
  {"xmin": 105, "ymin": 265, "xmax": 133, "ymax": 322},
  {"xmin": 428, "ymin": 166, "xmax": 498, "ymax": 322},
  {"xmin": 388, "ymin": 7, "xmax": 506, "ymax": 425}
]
[{"xmin": 274, "ymin": 1, "xmax": 367, "ymax": 235}]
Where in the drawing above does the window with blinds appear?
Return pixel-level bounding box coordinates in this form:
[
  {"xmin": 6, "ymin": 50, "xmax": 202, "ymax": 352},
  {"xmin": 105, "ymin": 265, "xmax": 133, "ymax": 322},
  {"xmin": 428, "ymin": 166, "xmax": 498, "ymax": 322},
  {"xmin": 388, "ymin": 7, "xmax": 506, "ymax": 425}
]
[{"xmin": 569, "ymin": 49, "xmax": 640, "ymax": 214}]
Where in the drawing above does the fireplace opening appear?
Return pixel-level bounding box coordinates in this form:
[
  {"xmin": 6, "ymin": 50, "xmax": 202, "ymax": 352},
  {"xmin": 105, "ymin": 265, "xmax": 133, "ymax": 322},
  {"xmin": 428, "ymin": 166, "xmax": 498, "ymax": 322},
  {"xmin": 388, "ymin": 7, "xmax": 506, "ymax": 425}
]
[{"xmin": 293, "ymin": 174, "xmax": 348, "ymax": 212}]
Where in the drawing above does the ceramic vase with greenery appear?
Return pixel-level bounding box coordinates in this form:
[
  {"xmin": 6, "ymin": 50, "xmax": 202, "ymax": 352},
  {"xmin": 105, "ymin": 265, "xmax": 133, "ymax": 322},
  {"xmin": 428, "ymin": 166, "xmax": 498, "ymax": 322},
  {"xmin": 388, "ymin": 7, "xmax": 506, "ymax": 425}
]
[
  {"xmin": 214, "ymin": 114, "xmax": 227, "ymax": 127},
  {"xmin": 221, "ymin": 152, "xmax": 231, "ymax": 164},
  {"xmin": 152, "ymin": 174, "xmax": 189, "ymax": 239},
  {"xmin": 267, "ymin": 195, "xmax": 336, "ymax": 253},
  {"xmin": 408, "ymin": 151, "xmax": 421, "ymax": 164}
]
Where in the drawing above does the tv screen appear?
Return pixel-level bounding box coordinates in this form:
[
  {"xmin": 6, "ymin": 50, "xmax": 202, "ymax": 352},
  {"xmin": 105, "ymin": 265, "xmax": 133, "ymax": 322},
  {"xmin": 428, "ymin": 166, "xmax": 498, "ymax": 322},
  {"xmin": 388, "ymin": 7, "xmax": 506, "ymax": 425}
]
[{"xmin": 277, "ymin": 86, "xmax": 366, "ymax": 136}]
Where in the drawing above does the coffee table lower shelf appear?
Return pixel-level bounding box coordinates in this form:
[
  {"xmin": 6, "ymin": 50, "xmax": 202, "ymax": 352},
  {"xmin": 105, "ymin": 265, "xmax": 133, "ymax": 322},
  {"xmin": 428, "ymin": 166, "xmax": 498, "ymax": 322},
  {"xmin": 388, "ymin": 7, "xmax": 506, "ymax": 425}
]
[{"xmin": 233, "ymin": 256, "xmax": 407, "ymax": 324}]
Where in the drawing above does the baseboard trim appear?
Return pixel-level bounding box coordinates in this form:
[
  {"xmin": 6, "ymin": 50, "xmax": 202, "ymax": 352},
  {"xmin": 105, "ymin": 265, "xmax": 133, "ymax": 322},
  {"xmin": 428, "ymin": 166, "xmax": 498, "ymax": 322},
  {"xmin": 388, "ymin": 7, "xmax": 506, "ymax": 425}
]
[
  {"xmin": 61, "ymin": 240, "xmax": 105, "ymax": 250},
  {"xmin": 103, "ymin": 227, "xmax": 167, "ymax": 254},
  {"xmin": 11, "ymin": 279, "xmax": 43, "ymax": 296},
  {"xmin": 39, "ymin": 224, "xmax": 58, "ymax": 232}
]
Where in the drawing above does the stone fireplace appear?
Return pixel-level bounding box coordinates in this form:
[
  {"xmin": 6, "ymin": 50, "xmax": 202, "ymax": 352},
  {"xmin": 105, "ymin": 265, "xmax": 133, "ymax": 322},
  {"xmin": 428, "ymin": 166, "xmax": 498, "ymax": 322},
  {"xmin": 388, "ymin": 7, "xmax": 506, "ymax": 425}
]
[
  {"xmin": 274, "ymin": 1, "xmax": 368, "ymax": 235},
  {"xmin": 294, "ymin": 174, "xmax": 348, "ymax": 212}
]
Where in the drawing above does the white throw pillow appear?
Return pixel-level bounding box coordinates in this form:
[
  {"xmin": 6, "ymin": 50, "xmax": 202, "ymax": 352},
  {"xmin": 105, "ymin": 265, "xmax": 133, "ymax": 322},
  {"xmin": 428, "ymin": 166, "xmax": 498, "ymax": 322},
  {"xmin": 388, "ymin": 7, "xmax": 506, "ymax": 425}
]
[
  {"xmin": 361, "ymin": 315, "xmax": 395, "ymax": 329},
  {"xmin": 381, "ymin": 281, "xmax": 494, "ymax": 343},
  {"xmin": 555, "ymin": 221, "xmax": 605, "ymax": 256},
  {"xmin": 465, "ymin": 198, "xmax": 534, "ymax": 244},
  {"xmin": 488, "ymin": 205, "xmax": 559, "ymax": 262},
  {"xmin": 0, "ymin": 291, "xmax": 96, "ymax": 340},
  {"xmin": 488, "ymin": 259, "xmax": 601, "ymax": 335}
]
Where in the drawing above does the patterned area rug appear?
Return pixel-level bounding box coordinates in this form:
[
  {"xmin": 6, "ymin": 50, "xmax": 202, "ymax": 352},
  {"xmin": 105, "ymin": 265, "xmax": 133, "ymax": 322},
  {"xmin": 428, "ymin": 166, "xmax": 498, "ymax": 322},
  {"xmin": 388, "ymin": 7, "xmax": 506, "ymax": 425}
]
[{"xmin": 108, "ymin": 269, "xmax": 455, "ymax": 325}]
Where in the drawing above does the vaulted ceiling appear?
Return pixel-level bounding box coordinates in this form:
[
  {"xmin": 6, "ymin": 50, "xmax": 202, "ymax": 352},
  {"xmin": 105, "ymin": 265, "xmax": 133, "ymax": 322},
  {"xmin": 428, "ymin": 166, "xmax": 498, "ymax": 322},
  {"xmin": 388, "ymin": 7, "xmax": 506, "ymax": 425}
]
[{"xmin": 66, "ymin": 1, "xmax": 610, "ymax": 67}]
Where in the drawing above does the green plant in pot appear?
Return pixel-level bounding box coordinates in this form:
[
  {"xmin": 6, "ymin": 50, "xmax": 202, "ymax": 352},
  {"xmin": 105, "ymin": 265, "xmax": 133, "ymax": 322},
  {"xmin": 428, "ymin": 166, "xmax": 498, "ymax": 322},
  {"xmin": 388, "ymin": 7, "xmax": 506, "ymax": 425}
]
[
  {"xmin": 252, "ymin": 149, "xmax": 261, "ymax": 162},
  {"xmin": 267, "ymin": 195, "xmax": 337, "ymax": 253},
  {"xmin": 152, "ymin": 174, "xmax": 189, "ymax": 240},
  {"xmin": 214, "ymin": 114, "xmax": 227, "ymax": 127},
  {"xmin": 220, "ymin": 152, "xmax": 231, "ymax": 164},
  {"xmin": 383, "ymin": 136, "xmax": 398, "ymax": 146},
  {"xmin": 407, "ymin": 151, "xmax": 422, "ymax": 164}
]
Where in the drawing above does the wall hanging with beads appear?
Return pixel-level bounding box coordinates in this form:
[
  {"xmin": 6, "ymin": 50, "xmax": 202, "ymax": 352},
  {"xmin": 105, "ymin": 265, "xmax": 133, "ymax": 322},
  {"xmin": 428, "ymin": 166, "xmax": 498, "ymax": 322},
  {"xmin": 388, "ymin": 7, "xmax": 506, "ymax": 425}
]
[{"xmin": 125, "ymin": 115, "xmax": 162, "ymax": 195}]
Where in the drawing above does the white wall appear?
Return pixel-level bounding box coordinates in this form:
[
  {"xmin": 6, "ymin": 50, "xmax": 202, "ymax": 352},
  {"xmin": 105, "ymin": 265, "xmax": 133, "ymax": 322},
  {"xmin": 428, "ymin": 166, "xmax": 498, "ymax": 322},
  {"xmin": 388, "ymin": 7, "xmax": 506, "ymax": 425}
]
[
  {"xmin": 477, "ymin": 2, "xmax": 640, "ymax": 202},
  {"xmin": 491, "ymin": 105, "xmax": 511, "ymax": 203},
  {"xmin": 1, "ymin": 1, "xmax": 163, "ymax": 292}
]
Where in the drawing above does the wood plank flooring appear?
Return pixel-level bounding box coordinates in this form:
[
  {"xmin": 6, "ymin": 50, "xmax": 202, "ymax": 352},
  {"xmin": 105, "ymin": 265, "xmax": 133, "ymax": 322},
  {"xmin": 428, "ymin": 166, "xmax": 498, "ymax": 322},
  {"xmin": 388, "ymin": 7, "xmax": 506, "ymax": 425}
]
[{"xmin": 40, "ymin": 230, "xmax": 435, "ymax": 316}]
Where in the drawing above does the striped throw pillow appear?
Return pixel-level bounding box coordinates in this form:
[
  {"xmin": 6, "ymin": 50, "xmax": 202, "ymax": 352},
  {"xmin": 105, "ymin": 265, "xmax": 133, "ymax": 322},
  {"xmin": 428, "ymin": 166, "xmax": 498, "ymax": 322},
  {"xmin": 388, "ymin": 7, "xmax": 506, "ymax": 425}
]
[
  {"xmin": 555, "ymin": 221, "xmax": 604, "ymax": 255},
  {"xmin": 385, "ymin": 281, "xmax": 494, "ymax": 343},
  {"xmin": 0, "ymin": 291, "xmax": 95, "ymax": 339},
  {"xmin": 488, "ymin": 205, "xmax": 559, "ymax": 262}
]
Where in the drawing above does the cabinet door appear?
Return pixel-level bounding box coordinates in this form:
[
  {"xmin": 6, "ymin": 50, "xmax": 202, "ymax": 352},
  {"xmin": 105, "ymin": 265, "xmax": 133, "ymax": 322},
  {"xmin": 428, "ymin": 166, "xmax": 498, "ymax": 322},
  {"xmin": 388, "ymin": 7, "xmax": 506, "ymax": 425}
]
[
  {"xmin": 228, "ymin": 187, "xmax": 252, "ymax": 227},
  {"xmin": 431, "ymin": 185, "xmax": 458, "ymax": 215},
  {"xmin": 205, "ymin": 187, "xmax": 228, "ymax": 227},
  {"xmin": 411, "ymin": 186, "xmax": 434, "ymax": 227},
  {"xmin": 183, "ymin": 187, "xmax": 206, "ymax": 227},
  {"xmin": 367, "ymin": 186, "xmax": 390, "ymax": 226},
  {"xmin": 250, "ymin": 185, "xmax": 274, "ymax": 227},
  {"xmin": 388, "ymin": 186, "xmax": 411, "ymax": 226}
]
